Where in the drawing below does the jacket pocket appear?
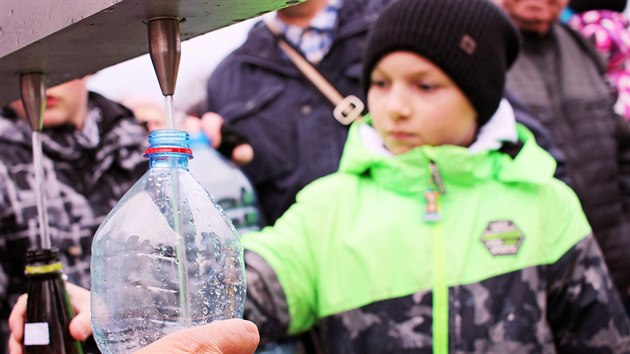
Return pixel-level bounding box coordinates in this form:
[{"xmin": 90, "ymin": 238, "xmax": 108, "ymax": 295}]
[
  {"xmin": 221, "ymin": 83, "xmax": 285, "ymax": 124},
  {"xmin": 563, "ymin": 97, "xmax": 618, "ymax": 140}
]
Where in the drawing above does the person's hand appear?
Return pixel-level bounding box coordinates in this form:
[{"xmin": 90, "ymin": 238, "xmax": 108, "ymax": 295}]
[
  {"xmin": 134, "ymin": 319, "xmax": 259, "ymax": 354},
  {"xmin": 8, "ymin": 283, "xmax": 92, "ymax": 354},
  {"xmin": 199, "ymin": 112, "xmax": 254, "ymax": 166}
]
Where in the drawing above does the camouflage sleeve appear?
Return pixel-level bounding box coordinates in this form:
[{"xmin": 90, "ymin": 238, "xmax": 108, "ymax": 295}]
[
  {"xmin": 547, "ymin": 234, "xmax": 630, "ymax": 353},
  {"xmin": 243, "ymin": 251, "xmax": 291, "ymax": 344},
  {"xmin": 0, "ymin": 164, "xmax": 12, "ymax": 351},
  {"xmin": 0, "ymin": 161, "xmax": 12, "ymax": 305}
]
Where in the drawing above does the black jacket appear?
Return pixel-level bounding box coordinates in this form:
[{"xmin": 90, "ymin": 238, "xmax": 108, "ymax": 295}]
[{"xmin": 507, "ymin": 23, "xmax": 630, "ymax": 301}]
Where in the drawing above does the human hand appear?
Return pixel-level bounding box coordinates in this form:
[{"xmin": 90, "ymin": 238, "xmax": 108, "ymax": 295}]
[
  {"xmin": 8, "ymin": 282, "xmax": 92, "ymax": 354},
  {"xmin": 199, "ymin": 112, "xmax": 254, "ymax": 166},
  {"xmin": 134, "ymin": 319, "xmax": 259, "ymax": 354}
]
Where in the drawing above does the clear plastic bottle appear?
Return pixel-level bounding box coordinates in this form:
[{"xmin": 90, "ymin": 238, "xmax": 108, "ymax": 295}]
[
  {"xmin": 187, "ymin": 132, "xmax": 261, "ymax": 234},
  {"xmin": 24, "ymin": 248, "xmax": 84, "ymax": 354},
  {"xmin": 90, "ymin": 130, "xmax": 246, "ymax": 354}
]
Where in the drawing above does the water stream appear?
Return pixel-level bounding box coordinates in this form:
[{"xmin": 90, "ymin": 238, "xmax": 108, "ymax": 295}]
[
  {"xmin": 164, "ymin": 94, "xmax": 191, "ymax": 327},
  {"xmin": 32, "ymin": 131, "xmax": 51, "ymax": 249}
]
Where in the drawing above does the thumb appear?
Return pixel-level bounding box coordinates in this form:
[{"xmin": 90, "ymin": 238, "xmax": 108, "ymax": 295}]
[
  {"xmin": 232, "ymin": 144, "xmax": 254, "ymax": 166},
  {"xmin": 200, "ymin": 112, "xmax": 224, "ymax": 148},
  {"xmin": 135, "ymin": 319, "xmax": 259, "ymax": 354},
  {"xmin": 68, "ymin": 312, "xmax": 92, "ymax": 341},
  {"xmin": 205, "ymin": 319, "xmax": 259, "ymax": 354}
]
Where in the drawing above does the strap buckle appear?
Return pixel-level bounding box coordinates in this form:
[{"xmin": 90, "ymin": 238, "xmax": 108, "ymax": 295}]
[{"xmin": 333, "ymin": 95, "xmax": 364, "ymax": 125}]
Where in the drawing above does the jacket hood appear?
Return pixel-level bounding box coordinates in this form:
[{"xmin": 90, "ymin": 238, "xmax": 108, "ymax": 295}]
[{"xmin": 338, "ymin": 115, "xmax": 557, "ymax": 196}]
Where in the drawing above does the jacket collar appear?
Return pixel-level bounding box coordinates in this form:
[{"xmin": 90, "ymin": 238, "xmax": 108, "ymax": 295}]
[
  {"xmin": 339, "ymin": 114, "xmax": 557, "ymax": 195},
  {"xmin": 468, "ymin": 99, "xmax": 518, "ymax": 153}
]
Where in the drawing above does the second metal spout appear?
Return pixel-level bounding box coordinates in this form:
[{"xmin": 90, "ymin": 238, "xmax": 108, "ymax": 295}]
[
  {"xmin": 147, "ymin": 17, "xmax": 181, "ymax": 97},
  {"xmin": 20, "ymin": 72, "xmax": 51, "ymax": 249},
  {"xmin": 20, "ymin": 73, "xmax": 46, "ymax": 132}
]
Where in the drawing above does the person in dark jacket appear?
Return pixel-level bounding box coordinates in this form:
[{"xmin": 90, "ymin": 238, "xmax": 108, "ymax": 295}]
[
  {"xmin": 205, "ymin": 0, "xmax": 392, "ymax": 226},
  {"xmin": 495, "ymin": 0, "xmax": 630, "ymax": 308},
  {"xmin": 0, "ymin": 78, "xmax": 147, "ymax": 353}
]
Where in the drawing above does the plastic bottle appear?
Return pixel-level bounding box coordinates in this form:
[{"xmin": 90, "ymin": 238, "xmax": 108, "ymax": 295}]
[
  {"xmin": 23, "ymin": 248, "xmax": 84, "ymax": 354},
  {"xmin": 187, "ymin": 132, "xmax": 261, "ymax": 234},
  {"xmin": 90, "ymin": 130, "xmax": 246, "ymax": 354}
]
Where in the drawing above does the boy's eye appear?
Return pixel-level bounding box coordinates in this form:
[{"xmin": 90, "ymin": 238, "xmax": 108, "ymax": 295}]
[
  {"xmin": 416, "ymin": 82, "xmax": 437, "ymax": 91},
  {"xmin": 371, "ymin": 79, "xmax": 389, "ymax": 88}
]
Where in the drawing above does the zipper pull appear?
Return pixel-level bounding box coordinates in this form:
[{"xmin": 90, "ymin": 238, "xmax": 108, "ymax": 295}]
[
  {"xmin": 429, "ymin": 161, "xmax": 446, "ymax": 195},
  {"xmin": 423, "ymin": 161, "xmax": 445, "ymax": 224},
  {"xmin": 423, "ymin": 188, "xmax": 441, "ymax": 223}
]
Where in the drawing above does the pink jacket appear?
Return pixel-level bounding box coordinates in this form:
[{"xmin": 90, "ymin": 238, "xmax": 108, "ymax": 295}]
[{"xmin": 570, "ymin": 10, "xmax": 630, "ymax": 119}]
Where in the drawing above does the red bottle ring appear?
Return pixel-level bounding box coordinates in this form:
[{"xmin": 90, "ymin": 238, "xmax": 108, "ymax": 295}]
[{"xmin": 144, "ymin": 147, "xmax": 193, "ymax": 157}]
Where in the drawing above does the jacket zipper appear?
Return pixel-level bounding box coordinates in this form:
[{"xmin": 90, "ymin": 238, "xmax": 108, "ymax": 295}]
[
  {"xmin": 425, "ymin": 161, "xmax": 449, "ymax": 354},
  {"xmin": 423, "ymin": 161, "xmax": 445, "ymax": 223}
]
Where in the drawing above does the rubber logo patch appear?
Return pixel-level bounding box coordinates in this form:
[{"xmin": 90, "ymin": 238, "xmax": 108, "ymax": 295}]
[{"xmin": 481, "ymin": 220, "xmax": 524, "ymax": 256}]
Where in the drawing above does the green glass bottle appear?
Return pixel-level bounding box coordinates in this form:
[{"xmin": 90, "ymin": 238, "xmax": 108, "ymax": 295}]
[{"xmin": 23, "ymin": 248, "xmax": 84, "ymax": 354}]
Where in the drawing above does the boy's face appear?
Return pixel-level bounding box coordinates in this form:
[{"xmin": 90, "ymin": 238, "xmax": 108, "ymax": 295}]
[
  {"xmin": 9, "ymin": 78, "xmax": 89, "ymax": 129},
  {"xmin": 368, "ymin": 51, "xmax": 477, "ymax": 155}
]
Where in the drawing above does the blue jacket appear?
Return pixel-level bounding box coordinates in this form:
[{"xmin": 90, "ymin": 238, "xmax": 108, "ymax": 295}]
[{"xmin": 205, "ymin": 0, "xmax": 391, "ymax": 224}]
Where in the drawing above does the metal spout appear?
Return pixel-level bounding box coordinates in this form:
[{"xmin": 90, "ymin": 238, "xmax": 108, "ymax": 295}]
[
  {"xmin": 20, "ymin": 73, "xmax": 46, "ymax": 132},
  {"xmin": 147, "ymin": 17, "xmax": 181, "ymax": 97}
]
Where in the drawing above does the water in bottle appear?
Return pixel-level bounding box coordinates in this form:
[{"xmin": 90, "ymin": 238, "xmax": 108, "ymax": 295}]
[{"xmin": 90, "ymin": 130, "xmax": 246, "ymax": 353}]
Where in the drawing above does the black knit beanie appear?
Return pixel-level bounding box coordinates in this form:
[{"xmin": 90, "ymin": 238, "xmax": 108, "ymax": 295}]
[
  {"xmin": 362, "ymin": 0, "xmax": 520, "ymax": 126},
  {"xmin": 569, "ymin": 0, "xmax": 627, "ymax": 13}
]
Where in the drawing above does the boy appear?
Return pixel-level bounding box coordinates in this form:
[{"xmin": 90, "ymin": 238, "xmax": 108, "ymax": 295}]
[
  {"xmin": 242, "ymin": 0, "xmax": 630, "ymax": 352},
  {"xmin": 8, "ymin": 0, "xmax": 630, "ymax": 353}
]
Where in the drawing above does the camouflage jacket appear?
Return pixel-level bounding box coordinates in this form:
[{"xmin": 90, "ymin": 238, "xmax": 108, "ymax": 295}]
[
  {"xmin": 242, "ymin": 120, "xmax": 630, "ymax": 354},
  {"xmin": 0, "ymin": 92, "xmax": 147, "ymax": 351}
]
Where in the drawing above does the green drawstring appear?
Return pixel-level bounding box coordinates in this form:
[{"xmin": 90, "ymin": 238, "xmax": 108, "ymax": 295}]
[
  {"xmin": 432, "ymin": 222, "xmax": 448, "ymax": 354},
  {"xmin": 425, "ymin": 160, "xmax": 448, "ymax": 354}
]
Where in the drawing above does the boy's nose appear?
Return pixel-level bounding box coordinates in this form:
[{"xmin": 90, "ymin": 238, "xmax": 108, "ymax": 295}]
[{"xmin": 387, "ymin": 85, "xmax": 412, "ymax": 120}]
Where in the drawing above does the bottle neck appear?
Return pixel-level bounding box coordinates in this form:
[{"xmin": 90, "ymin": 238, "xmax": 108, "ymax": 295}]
[
  {"xmin": 148, "ymin": 153, "xmax": 190, "ymax": 169},
  {"xmin": 144, "ymin": 130, "xmax": 192, "ymax": 169},
  {"xmin": 25, "ymin": 261, "xmax": 63, "ymax": 276}
]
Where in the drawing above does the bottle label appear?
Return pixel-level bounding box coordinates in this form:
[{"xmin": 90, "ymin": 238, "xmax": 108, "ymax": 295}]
[
  {"xmin": 24, "ymin": 322, "xmax": 50, "ymax": 345},
  {"xmin": 25, "ymin": 262, "xmax": 62, "ymax": 275}
]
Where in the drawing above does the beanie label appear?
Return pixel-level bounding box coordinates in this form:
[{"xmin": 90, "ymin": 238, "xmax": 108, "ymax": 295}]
[{"xmin": 459, "ymin": 34, "xmax": 477, "ymax": 56}]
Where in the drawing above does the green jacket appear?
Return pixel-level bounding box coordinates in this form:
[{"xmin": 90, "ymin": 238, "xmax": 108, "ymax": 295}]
[{"xmin": 243, "ymin": 119, "xmax": 630, "ymax": 354}]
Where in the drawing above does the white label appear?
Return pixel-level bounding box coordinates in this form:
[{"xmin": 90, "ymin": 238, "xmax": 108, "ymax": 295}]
[{"xmin": 24, "ymin": 322, "xmax": 50, "ymax": 346}]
